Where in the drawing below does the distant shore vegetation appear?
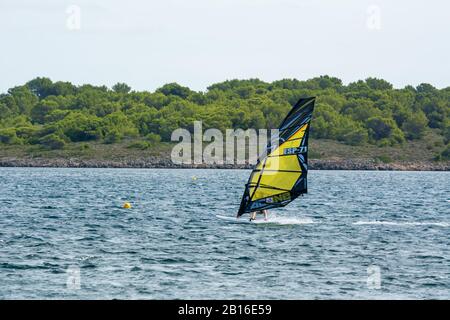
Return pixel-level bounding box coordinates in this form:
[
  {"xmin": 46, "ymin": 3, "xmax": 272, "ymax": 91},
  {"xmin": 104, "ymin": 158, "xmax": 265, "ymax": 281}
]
[{"xmin": 0, "ymin": 76, "xmax": 448, "ymax": 160}]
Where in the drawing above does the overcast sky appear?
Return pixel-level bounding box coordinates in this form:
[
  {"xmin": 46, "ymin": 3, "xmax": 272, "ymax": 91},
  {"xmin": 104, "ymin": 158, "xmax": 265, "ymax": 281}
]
[{"xmin": 1, "ymin": 0, "xmax": 449, "ymax": 93}]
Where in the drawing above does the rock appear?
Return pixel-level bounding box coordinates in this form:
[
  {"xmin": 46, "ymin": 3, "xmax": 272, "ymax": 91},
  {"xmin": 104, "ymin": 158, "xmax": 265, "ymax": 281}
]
[{"xmin": 0, "ymin": 156, "xmax": 448, "ymax": 171}]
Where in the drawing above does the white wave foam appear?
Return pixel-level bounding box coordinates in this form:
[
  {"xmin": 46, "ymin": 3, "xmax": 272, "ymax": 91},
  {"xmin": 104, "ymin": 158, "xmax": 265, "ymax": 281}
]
[
  {"xmin": 216, "ymin": 215, "xmax": 315, "ymax": 225},
  {"xmin": 253, "ymin": 217, "xmax": 315, "ymax": 225},
  {"xmin": 353, "ymin": 220, "xmax": 449, "ymax": 227}
]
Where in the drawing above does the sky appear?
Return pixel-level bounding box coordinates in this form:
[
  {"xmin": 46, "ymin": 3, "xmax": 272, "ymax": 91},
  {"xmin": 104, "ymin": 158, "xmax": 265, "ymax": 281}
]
[{"xmin": 1, "ymin": 0, "xmax": 449, "ymax": 93}]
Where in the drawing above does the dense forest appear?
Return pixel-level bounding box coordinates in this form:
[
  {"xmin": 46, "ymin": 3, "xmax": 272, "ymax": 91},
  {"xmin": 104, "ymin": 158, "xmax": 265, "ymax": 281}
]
[{"xmin": 0, "ymin": 76, "xmax": 449, "ymax": 160}]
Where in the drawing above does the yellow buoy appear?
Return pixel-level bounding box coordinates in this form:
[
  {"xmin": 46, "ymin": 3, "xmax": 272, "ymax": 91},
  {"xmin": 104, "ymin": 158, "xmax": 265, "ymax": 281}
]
[
  {"xmin": 123, "ymin": 202, "xmax": 132, "ymax": 209},
  {"xmin": 192, "ymin": 176, "xmax": 197, "ymax": 181}
]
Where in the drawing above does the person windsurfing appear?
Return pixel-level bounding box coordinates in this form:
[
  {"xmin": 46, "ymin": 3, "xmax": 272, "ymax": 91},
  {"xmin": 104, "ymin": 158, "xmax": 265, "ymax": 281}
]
[
  {"xmin": 236, "ymin": 97, "xmax": 315, "ymax": 221},
  {"xmin": 249, "ymin": 209, "xmax": 269, "ymax": 221}
]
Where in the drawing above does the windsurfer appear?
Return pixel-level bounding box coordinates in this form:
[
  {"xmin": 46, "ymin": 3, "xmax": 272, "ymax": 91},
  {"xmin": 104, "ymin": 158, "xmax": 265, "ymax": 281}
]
[{"xmin": 249, "ymin": 209, "xmax": 268, "ymax": 221}]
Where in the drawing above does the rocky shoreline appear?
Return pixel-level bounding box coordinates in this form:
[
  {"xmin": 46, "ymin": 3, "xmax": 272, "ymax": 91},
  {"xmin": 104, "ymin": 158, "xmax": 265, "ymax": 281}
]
[{"xmin": 0, "ymin": 156, "xmax": 448, "ymax": 171}]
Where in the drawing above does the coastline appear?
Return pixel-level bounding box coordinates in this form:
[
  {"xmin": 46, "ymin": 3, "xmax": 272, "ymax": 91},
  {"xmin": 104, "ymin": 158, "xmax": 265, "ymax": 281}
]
[{"xmin": 0, "ymin": 157, "xmax": 448, "ymax": 171}]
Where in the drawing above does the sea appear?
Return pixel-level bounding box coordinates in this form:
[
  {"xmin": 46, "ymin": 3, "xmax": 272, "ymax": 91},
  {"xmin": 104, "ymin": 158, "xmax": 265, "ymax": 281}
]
[{"xmin": 0, "ymin": 168, "xmax": 449, "ymax": 299}]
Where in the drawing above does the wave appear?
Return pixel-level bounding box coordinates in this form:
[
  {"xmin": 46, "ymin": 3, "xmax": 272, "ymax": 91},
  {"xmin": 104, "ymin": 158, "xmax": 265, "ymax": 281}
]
[
  {"xmin": 252, "ymin": 217, "xmax": 315, "ymax": 225},
  {"xmin": 216, "ymin": 215, "xmax": 315, "ymax": 225},
  {"xmin": 353, "ymin": 220, "xmax": 449, "ymax": 227}
]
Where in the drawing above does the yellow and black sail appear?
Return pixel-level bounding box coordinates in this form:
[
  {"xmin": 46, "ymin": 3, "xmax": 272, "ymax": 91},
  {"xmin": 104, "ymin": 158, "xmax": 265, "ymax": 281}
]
[{"xmin": 237, "ymin": 97, "xmax": 315, "ymax": 216}]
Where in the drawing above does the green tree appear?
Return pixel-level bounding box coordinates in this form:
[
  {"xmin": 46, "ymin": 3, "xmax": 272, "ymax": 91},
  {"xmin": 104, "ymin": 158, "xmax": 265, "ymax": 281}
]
[
  {"xmin": 104, "ymin": 129, "xmax": 123, "ymax": 144},
  {"xmin": 112, "ymin": 82, "xmax": 131, "ymax": 94},
  {"xmin": 366, "ymin": 117, "xmax": 404, "ymax": 144},
  {"xmin": 145, "ymin": 133, "xmax": 162, "ymax": 144},
  {"xmin": 402, "ymin": 112, "xmax": 428, "ymax": 140},
  {"xmin": 52, "ymin": 81, "xmax": 77, "ymax": 96},
  {"xmin": 31, "ymin": 100, "xmax": 59, "ymax": 124},
  {"xmin": 26, "ymin": 77, "xmax": 54, "ymax": 99},
  {"xmin": 100, "ymin": 111, "xmax": 138, "ymax": 141},
  {"xmin": 440, "ymin": 145, "xmax": 450, "ymax": 160},
  {"xmin": 157, "ymin": 83, "xmax": 192, "ymax": 99},
  {"xmin": 58, "ymin": 112, "xmax": 102, "ymax": 142},
  {"xmin": 0, "ymin": 75, "xmax": 447, "ymax": 151},
  {"xmin": 0, "ymin": 102, "xmax": 12, "ymax": 119},
  {"xmin": 8, "ymin": 86, "xmax": 39, "ymax": 114},
  {"xmin": 39, "ymin": 133, "xmax": 66, "ymax": 149},
  {"xmin": 0, "ymin": 128, "xmax": 21, "ymax": 144},
  {"xmin": 365, "ymin": 77, "xmax": 393, "ymax": 90}
]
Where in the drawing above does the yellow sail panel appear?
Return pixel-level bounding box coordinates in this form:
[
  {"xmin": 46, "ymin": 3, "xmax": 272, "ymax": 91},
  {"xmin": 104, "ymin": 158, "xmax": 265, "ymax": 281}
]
[
  {"xmin": 249, "ymin": 170, "xmax": 261, "ymax": 185},
  {"xmin": 249, "ymin": 157, "xmax": 300, "ymax": 186},
  {"xmin": 279, "ymin": 139, "xmax": 301, "ymax": 150},
  {"xmin": 250, "ymin": 171, "xmax": 300, "ymax": 201},
  {"xmin": 264, "ymin": 155, "xmax": 301, "ymax": 172},
  {"xmin": 289, "ymin": 124, "xmax": 308, "ymax": 140},
  {"xmin": 266, "ymin": 123, "xmax": 308, "ymax": 157},
  {"xmin": 258, "ymin": 171, "xmax": 299, "ymax": 191},
  {"xmin": 249, "ymin": 187, "xmax": 284, "ymax": 200}
]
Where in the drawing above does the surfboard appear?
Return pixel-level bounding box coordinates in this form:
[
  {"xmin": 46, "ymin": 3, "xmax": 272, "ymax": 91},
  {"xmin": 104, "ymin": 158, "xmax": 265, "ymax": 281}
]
[
  {"xmin": 216, "ymin": 214, "xmax": 314, "ymax": 226},
  {"xmin": 216, "ymin": 215, "xmax": 255, "ymax": 224}
]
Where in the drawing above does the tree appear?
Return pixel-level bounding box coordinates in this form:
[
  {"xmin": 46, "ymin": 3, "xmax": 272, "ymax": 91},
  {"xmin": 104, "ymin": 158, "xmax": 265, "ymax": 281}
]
[
  {"xmin": 39, "ymin": 133, "xmax": 66, "ymax": 149},
  {"xmin": 365, "ymin": 77, "xmax": 393, "ymax": 90},
  {"xmin": 112, "ymin": 82, "xmax": 131, "ymax": 94},
  {"xmin": 393, "ymin": 104, "xmax": 412, "ymax": 127},
  {"xmin": 146, "ymin": 133, "xmax": 161, "ymax": 144},
  {"xmin": 440, "ymin": 145, "xmax": 450, "ymax": 160},
  {"xmin": 0, "ymin": 94, "xmax": 19, "ymax": 115},
  {"xmin": 100, "ymin": 111, "xmax": 138, "ymax": 140},
  {"xmin": 58, "ymin": 112, "xmax": 102, "ymax": 142},
  {"xmin": 26, "ymin": 77, "xmax": 53, "ymax": 99},
  {"xmin": 104, "ymin": 129, "xmax": 123, "ymax": 144},
  {"xmin": 0, "ymin": 76, "xmax": 447, "ymax": 151},
  {"xmin": 7, "ymin": 86, "xmax": 39, "ymax": 114},
  {"xmin": 315, "ymin": 75, "xmax": 343, "ymax": 90},
  {"xmin": 444, "ymin": 121, "xmax": 450, "ymax": 144},
  {"xmin": 0, "ymin": 102, "xmax": 12, "ymax": 119},
  {"xmin": 418, "ymin": 99, "xmax": 447, "ymax": 129},
  {"xmin": 0, "ymin": 128, "xmax": 20, "ymax": 144},
  {"xmin": 52, "ymin": 81, "xmax": 77, "ymax": 96},
  {"xmin": 157, "ymin": 83, "xmax": 192, "ymax": 99},
  {"xmin": 341, "ymin": 128, "xmax": 368, "ymax": 145},
  {"xmin": 366, "ymin": 117, "xmax": 404, "ymax": 144},
  {"xmin": 31, "ymin": 100, "xmax": 59, "ymax": 124},
  {"xmin": 416, "ymin": 83, "xmax": 436, "ymax": 94},
  {"xmin": 402, "ymin": 112, "xmax": 428, "ymax": 140}
]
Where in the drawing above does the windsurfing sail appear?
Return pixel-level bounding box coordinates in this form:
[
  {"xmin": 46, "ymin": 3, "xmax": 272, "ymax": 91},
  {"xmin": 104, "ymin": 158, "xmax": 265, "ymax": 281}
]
[{"xmin": 237, "ymin": 97, "xmax": 315, "ymax": 217}]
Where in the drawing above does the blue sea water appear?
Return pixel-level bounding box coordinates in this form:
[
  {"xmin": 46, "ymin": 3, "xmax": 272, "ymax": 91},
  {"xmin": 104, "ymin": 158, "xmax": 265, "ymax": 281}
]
[{"xmin": 0, "ymin": 168, "xmax": 449, "ymax": 299}]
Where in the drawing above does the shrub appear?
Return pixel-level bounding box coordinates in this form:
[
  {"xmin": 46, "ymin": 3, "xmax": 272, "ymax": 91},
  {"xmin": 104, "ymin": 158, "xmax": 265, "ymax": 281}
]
[
  {"xmin": 439, "ymin": 145, "xmax": 450, "ymax": 160},
  {"xmin": 402, "ymin": 112, "xmax": 428, "ymax": 140},
  {"xmin": 375, "ymin": 155, "xmax": 392, "ymax": 163},
  {"xmin": 366, "ymin": 117, "xmax": 395, "ymax": 140},
  {"xmin": 104, "ymin": 130, "xmax": 123, "ymax": 144},
  {"xmin": 0, "ymin": 128, "xmax": 20, "ymax": 144},
  {"xmin": 340, "ymin": 128, "xmax": 368, "ymax": 145},
  {"xmin": 58, "ymin": 112, "xmax": 102, "ymax": 142},
  {"xmin": 39, "ymin": 133, "xmax": 66, "ymax": 150},
  {"xmin": 127, "ymin": 141, "xmax": 150, "ymax": 150},
  {"xmin": 366, "ymin": 117, "xmax": 405, "ymax": 145},
  {"xmin": 145, "ymin": 133, "xmax": 161, "ymax": 144},
  {"xmin": 31, "ymin": 100, "xmax": 59, "ymax": 124}
]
